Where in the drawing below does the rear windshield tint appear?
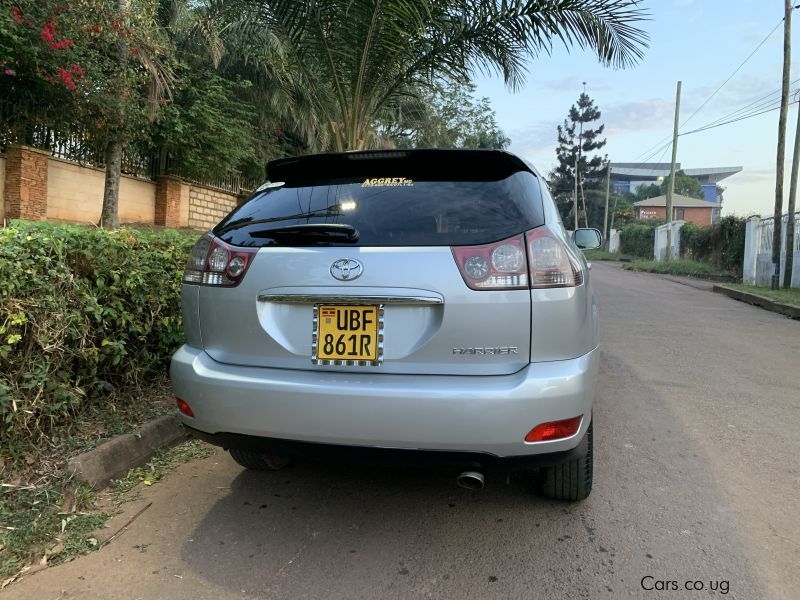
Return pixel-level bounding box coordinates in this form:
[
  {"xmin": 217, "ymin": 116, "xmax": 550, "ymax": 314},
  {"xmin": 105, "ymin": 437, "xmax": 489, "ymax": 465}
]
[{"xmin": 214, "ymin": 166, "xmax": 544, "ymax": 247}]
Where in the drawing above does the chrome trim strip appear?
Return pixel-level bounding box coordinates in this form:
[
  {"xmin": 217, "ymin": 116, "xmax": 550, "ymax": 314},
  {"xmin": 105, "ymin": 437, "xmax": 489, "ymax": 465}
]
[{"xmin": 259, "ymin": 293, "xmax": 443, "ymax": 305}]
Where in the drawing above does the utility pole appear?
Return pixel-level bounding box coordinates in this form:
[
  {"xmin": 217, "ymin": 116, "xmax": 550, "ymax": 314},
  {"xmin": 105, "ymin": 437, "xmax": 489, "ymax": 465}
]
[
  {"xmin": 773, "ymin": 0, "xmax": 792, "ymax": 289},
  {"xmin": 666, "ymin": 81, "xmax": 682, "ymax": 261},
  {"xmin": 784, "ymin": 93, "xmax": 799, "ymax": 288},
  {"xmin": 573, "ymin": 152, "xmax": 579, "ymax": 231},
  {"xmin": 603, "ymin": 160, "xmax": 611, "ymax": 247}
]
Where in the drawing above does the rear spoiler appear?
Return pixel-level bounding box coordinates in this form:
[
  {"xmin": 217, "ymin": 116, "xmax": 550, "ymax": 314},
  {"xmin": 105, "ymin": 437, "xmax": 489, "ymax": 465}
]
[{"xmin": 266, "ymin": 149, "xmax": 538, "ymax": 184}]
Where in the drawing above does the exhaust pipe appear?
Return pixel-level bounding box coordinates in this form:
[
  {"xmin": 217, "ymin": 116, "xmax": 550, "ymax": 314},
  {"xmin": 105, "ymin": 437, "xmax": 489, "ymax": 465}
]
[{"xmin": 456, "ymin": 471, "xmax": 485, "ymax": 490}]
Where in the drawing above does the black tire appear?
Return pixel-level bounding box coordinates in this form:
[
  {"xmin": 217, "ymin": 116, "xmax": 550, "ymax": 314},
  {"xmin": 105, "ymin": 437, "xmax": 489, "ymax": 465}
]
[
  {"xmin": 229, "ymin": 448, "xmax": 291, "ymax": 471},
  {"xmin": 540, "ymin": 420, "xmax": 593, "ymax": 501}
]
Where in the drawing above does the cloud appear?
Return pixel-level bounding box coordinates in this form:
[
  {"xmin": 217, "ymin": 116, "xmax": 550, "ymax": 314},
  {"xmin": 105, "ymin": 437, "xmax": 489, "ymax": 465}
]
[{"xmin": 602, "ymin": 98, "xmax": 676, "ymax": 135}]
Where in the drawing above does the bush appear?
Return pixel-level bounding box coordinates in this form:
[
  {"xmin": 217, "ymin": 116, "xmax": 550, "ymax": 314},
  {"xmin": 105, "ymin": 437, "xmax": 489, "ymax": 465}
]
[
  {"xmin": 680, "ymin": 216, "xmax": 745, "ymax": 276},
  {"xmin": 618, "ymin": 221, "xmax": 659, "ymax": 259},
  {"xmin": 0, "ymin": 222, "xmax": 198, "ymax": 459}
]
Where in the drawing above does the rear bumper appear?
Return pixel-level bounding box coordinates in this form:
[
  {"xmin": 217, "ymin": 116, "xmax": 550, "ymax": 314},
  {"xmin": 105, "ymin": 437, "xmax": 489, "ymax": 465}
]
[
  {"xmin": 170, "ymin": 345, "xmax": 598, "ymax": 459},
  {"xmin": 185, "ymin": 426, "xmax": 590, "ymax": 473}
]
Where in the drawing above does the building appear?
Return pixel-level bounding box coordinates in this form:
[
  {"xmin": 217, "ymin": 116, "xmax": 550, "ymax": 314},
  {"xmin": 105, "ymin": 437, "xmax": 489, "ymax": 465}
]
[
  {"xmin": 633, "ymin": 194, "xmax": 720, "ymax": 226},
  {"xmin": 610, "ymin": 162, "xmax": 741, "ymax": 223}
]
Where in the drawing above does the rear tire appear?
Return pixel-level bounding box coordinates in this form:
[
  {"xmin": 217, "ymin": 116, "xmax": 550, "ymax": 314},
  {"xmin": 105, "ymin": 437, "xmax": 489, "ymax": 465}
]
[
  {"xmin": 540, "ymin": 420, "xmax": 593, "ymax": 501},
  {"xmin": 229, "ymin": 448, "xmax": 291, "ymax": 471}
]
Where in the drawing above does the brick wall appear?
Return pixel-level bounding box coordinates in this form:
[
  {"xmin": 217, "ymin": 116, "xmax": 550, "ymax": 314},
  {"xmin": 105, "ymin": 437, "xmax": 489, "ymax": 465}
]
[
  {"xmin": 637, "ymin": 206, "xmax": 713, "ymax": 226},
  {"xmin": 188, "ymin": 185, "xmax": 241, "ymax": 230},
  {"xmin": 4, "ymin": 145, "xmax": 49, "ymax": 220},
  {"xmin": 0, "ymin": 144, "xmax": 242, "ymax": 229},
  {"xmin": 0, "ymin": 156, "xmax": 5, "ymax": 222}
]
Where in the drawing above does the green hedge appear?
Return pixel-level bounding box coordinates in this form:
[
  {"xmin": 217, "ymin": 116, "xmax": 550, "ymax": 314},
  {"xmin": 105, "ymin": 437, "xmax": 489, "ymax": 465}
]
[
  {"xmin": 680, "ymin": 216, "xmax": 745, "ymax": 276},
  {"xmin": 0, "ymin": 222, "xmax": 199, "ymax": 459},
  {"xmin": 618, "ymin": 221, "xmax": 659, "ymax": 259}
]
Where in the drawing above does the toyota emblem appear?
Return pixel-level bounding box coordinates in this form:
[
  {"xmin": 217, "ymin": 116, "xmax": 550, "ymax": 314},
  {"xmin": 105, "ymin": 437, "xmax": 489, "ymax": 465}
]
[{"xmin": 330, "ymin": 258, "xmax": 363, "ymax": 281}]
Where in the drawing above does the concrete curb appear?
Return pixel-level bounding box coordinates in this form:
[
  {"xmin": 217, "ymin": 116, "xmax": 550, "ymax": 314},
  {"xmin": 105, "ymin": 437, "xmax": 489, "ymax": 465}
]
[
  {"xmin": 713, "ymin": 285, "xmax": 800, "ymax": 320},
  {"xmin": 67, "ymin": 415, "xmax": 188, "ymax": 487}
]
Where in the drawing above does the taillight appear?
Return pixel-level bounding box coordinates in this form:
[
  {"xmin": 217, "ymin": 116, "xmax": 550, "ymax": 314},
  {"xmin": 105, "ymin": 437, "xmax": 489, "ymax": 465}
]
[
  {"xmin": 183, "ymin": 233, "xmax": 257, "ymax": 287},
  {"xmin": 526, "ymin": 226, "xmax": 583, "ymax": 289},
  {"xmin": 452, "ymin": 234, "xmax": 528, "ymax": 290},
  {"xmin": 525, "ymin": 415, "xmax": 583, "ymax": 442}
]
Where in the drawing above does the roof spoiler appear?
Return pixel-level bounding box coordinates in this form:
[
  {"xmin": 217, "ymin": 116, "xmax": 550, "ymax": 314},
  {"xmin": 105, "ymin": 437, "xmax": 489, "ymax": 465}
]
[{"xmin": 266, "ymin": 149, "xmax": 536, "ymax": 183}]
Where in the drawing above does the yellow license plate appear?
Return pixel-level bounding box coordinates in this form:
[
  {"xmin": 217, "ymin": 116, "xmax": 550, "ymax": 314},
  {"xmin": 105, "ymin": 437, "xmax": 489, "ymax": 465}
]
[{"xmin": 316, "ymin": 305, "xmax": 379, "ymax": 361}]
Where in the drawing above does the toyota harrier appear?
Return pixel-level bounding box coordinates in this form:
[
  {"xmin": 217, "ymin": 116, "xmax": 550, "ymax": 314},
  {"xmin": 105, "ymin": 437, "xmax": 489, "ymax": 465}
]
[{"xmin": 171, "ymin": 148, "xmax": 601, "ymax": 501}]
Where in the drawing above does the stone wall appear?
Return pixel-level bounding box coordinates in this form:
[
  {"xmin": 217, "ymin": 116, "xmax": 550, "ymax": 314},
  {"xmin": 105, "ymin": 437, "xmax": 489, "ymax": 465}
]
[{"xmin": 187, "ymin": 184, "xmax": 241, "ymax": 230}]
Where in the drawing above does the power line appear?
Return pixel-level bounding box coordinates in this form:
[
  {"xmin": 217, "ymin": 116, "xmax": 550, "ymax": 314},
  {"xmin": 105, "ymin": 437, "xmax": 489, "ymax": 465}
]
[
  {"xmin": 678, "ymin": 17, "xmax": 786, "ymax": 129},
  {"xmin": 679, "ymin": 99, "xmax": 799, "ymax": 136},
  {"xmin": 693, "ymin": 79, "xmax": 800, "ymax": 130},
  {"xmin": 631, "ymin": 14, "xmax": 790, "ymax": 163}
]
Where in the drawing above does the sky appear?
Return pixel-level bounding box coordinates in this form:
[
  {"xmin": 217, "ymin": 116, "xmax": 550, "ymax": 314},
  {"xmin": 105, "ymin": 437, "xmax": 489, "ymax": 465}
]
[{"xmin": 473, "ymin": 0, "xmax": 800, "ymax": 217}]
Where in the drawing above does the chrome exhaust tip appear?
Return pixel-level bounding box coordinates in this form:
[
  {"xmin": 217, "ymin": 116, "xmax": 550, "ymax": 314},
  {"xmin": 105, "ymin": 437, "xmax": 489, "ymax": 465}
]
[{"xmin": 456, "ymin": 471, "xmax": 485, "ymax": 490}]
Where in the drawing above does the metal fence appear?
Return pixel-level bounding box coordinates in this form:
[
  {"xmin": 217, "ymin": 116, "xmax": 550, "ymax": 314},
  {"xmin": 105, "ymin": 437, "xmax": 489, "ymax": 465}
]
[{"xmin": 1, "ymin": 101, "xmax": 257, "ymax": 194}]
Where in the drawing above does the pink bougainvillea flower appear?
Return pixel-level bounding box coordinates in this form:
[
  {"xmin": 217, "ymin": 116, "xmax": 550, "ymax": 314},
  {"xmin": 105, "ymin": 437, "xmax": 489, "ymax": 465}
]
[
  {"xmin": 4, "ymin": 69, "xmax": 15, "ymax": 76},
  {"xmin": 41, "ymin": 22, "xmax": 56, "ymax": 42},
  {"xmin": 57, "ymin": 67, "xmax": 76, "ymax": 90}
]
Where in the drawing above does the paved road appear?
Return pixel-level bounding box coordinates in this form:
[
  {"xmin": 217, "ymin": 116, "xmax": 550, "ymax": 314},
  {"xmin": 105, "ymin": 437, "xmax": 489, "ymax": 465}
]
[{"xmin": 8, "ymin": 264, "xmax": 800, "ymax": 599}]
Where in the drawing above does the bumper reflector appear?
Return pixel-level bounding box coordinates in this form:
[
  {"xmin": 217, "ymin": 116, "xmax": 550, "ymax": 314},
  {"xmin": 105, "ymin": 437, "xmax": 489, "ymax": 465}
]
[
  {"xmin": 525, "ymin": 415, "xmax": 583, "ymax": 443},
  {"xmin": 176, "ymin": 397, "xmax": 194, "ymax": 418}
]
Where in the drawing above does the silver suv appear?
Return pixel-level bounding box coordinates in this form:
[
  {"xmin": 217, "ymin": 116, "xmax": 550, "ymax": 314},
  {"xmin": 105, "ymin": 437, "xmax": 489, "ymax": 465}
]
[{"xmin": 171, "ymin": 149, "xmax": 601, "ymax": 501}]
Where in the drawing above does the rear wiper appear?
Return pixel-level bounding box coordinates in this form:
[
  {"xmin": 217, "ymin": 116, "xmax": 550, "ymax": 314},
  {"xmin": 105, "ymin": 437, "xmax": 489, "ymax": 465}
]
[
  {"xmin": 216, "ymin": 206, "xmax": 345, "ymax": 236},
  {"xmin": 247, "ymin": 223, "xmax": 359, "ymax": 243}
]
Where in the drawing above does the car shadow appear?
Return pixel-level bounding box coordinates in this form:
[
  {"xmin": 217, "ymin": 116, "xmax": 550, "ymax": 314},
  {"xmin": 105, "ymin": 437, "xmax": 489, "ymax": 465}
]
[{"xmin": 179, "ymin": 459, "xmax": 579, "ymax": 598}]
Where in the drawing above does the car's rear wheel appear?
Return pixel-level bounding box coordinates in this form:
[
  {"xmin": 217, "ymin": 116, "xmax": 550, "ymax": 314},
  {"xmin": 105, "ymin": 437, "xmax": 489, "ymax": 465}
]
[
  {"xmin": 540, "ymin": 420, "xmax": 593, "ymax": 501},
  {"xmin": 229, "ymin": 448, "xmax": 291, "ymax": 471}
]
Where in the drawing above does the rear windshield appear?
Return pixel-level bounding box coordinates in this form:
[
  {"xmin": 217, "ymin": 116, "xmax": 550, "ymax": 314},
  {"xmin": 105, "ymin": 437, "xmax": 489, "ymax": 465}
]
[{"xmin": 214, "ymin": 168, "xmax": 544, "ymax": 247}]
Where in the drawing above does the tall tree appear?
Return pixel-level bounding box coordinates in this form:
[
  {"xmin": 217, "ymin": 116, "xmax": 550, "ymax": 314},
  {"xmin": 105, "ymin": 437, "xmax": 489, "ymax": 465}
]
[
  {"xmin": 659, "ymin": 170, "xmax": 703, "ymax": 199},
  {"xmin": 377, "ymin": 80, "xmax": 510, "ymax": 149},
  {"xmin": 548, "ymin": 92, "xmax": 607, "ymax": 228},
  {"xmin": 233, "ymin": 0, "xmax": 649, "ymax": 152}
]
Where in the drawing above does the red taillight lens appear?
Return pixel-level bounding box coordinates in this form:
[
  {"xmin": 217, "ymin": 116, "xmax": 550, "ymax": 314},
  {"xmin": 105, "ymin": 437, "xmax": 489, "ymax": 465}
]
[
  {"xmin": 176, "ymin": 397, "xmax": 194, "ymax": 417},
  {"xmin": 525, "ymin": 415, "xmax": 583, "ymax": 442},
  {"xmin": 183, "ymin": 233, "xmax": 256, "ymax": 287},
  {"xmin": 526, "ymin": 226, "xmax": 583, "ymax": 289},
  {"xmin": 452, "ymin": 234, "xmax": 528, "ymax": 290}
]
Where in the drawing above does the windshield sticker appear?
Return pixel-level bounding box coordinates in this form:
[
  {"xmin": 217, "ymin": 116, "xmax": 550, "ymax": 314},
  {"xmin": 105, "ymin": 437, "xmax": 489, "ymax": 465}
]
[{"xmin": 361, "ymin": 177, "xmax": 413, "ymax": 188}]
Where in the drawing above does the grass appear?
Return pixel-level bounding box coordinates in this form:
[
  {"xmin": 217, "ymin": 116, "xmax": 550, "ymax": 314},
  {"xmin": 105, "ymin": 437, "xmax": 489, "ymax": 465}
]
[
  {"xmin": 724, "ymin": 283, "xmax": 800, "ymax": 306},
  {"xmin": 623, "ymin": 259, "xmax": 725, "ymax": 277},
  {"xmin": 0, "ymin": 381, "xmax": 197, "ymax": 587},
  {"xmin": 0, "ymin": 479, "xmax": 107, "ymax": 585},
  {"xmin": 0, "ymin": 439, "xmax": 213, "ymax": 586},
  {"xmin": 582, "ymin": 249, "xmax": 636, "ymax": 261},
  {"xmin": 110, "ymin": 439, "xmax": 214, "ymax": 504}
]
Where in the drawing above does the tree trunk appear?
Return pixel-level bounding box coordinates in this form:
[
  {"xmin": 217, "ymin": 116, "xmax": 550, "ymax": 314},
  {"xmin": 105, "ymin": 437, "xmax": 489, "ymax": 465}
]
[
  {"xmin": 101, "ymin": 139, "xmax": 122, "ymax": 229},
  {"xmin": 773, "ymin": 0, "xmax": 792, "ymax": 288},
  {"xmin": 99, "ymin": 0, "xmax": 129, "ymax": 229}
]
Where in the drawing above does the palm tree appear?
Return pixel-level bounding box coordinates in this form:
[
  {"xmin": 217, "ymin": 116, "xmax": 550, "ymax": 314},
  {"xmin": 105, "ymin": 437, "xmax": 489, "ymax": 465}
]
[{"xmin": 231, "ymin": 0, "xmax": 649, "ymax": 151}]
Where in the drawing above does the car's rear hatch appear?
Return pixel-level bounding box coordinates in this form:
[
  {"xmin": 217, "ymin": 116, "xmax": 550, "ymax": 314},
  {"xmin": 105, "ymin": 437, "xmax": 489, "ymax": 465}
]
[{"xmin": 191, "ymin": 149, "xmax": 546, "ymax": 376}]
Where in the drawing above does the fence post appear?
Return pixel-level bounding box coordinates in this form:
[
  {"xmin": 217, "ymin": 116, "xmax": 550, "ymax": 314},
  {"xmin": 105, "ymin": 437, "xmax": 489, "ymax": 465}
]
[
  {"xmin": 3, "ymin": 145, "xmax": 49, "ymax": 221},
  {"xmin": 743, "ymin": 216, "xmax": 761, "ymax": 285},
  {"xmin": 671, "ymin": 221, "xmax": 684, "ymax": 260}
]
